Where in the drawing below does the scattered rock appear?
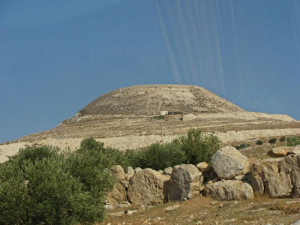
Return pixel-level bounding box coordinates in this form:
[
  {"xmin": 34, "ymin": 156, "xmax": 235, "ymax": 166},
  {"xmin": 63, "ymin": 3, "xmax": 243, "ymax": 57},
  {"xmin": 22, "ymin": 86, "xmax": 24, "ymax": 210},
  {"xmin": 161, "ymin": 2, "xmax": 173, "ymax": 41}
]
[
  {"xmin": 164, "ymin": 167, "xmax": 173, "ymax": 175},
  {"xmin": 118, "ymin": 202, "xmax": 130, "ymax": 208},
  {"xmin": 108, "ymin": 211, "xmax": 124, "ymax": 217},
  {"xmin": 104, "ymin": 204, "xmax": 114, "ymax": 210},
  {"xmin": 134, "ymin": 167, "xmax": 142, "ymax": 173},
  {"xmin": 211, "ymin": 146, "xmax": 250, "ymax": 179},
  {"xmin": 164, "ymin": 204, "xmax": 181, "ymax": 211},
  {"xmin": 165, "ymin": 164, "xmax": 203, "ymax": 201},
  {"xmin": 127, "ymin": 168, "xmax": 169, "ymax": 206},
  {"xmin": 196, "ymin": 162, "xmax": 209, "ymax": 172},
  {"xmin": 126, "ymin": 209, "xmax": 139, "ymax": 215},
  {"xmin": 250, "ymin": 155, "xmax": 300, "ymax": 198},
  {"xmin": 205, "ymin": 180, "xmax": 254, "ymax": 200},
  {"xmin": 268, "ymin": 146, "xmax": 292, "ymax": 157}
]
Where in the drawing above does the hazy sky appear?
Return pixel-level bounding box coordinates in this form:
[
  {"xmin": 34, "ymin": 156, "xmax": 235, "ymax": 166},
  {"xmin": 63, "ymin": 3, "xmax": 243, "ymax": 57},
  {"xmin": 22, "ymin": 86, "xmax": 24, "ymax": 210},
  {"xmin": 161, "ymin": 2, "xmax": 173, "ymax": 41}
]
[{"xmin": 1, "ymin": 0, "xmax": 300, "ymax": 142}]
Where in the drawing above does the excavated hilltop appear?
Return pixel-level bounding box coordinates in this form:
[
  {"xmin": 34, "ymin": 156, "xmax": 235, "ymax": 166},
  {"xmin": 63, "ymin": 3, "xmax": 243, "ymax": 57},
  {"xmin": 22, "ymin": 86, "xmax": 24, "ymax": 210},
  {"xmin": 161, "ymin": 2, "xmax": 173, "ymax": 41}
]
[
  {"xmin": 78, "ymin": 85, "xmax": 244, "ymax": 116},
  {"xmin": 1, "ymin": 84, "xmax": 300, "ymax": 162}
]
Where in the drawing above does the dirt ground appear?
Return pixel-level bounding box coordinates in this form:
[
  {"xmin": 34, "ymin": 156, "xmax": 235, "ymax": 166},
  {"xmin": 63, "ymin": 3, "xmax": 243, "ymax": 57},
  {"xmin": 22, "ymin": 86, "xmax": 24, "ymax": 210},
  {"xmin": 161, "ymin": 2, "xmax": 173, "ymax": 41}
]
[{"xmin": 102, "ymin": 196, "xmax": 300, "ymax": 225}]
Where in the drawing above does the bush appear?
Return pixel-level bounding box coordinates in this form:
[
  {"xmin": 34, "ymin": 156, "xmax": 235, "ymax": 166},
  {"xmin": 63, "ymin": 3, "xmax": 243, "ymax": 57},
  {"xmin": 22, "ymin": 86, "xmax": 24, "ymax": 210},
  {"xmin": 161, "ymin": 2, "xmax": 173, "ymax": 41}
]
[
  {"xmin": 0, "ymin": 146, "xmax": 99, "ymax": 225},
  {"xmin": 178, "ymin": 129, "xmax": 221, "ymax": 164},
  {"xmin": 279, "ymin": 136, "xmax": 286, "ymax": 142},
  {"xmin": 124, "ymin": 128, "xmax": 221, "ymax": 169},
  {"xmin": 130, "ymin": 141, "xmax": 186, "ymax": 170},
  {"xmin": 256, "ymin": 140, "xmax": 263, "ymax": 145},
  {"xmin": 153, "ymin": 115, "xmax": 165, "ymax": 120},
  {"xmin": 269, "ymin": 138, "xmax": 277, "ymax": 144},
  {"xmin": 235, "ymin": 143, "xmax": 251, "ymax": 150},
  {"xmin": 66, "ymin": 138, "xmax": 123, "ymax": 201},
  {"xmin": 287, "ymin": 136, "xmax": 300, "ymax": 146},
  {"xmin": 76, "ymin": 137, "xmax": 131, "ymax": 169}
]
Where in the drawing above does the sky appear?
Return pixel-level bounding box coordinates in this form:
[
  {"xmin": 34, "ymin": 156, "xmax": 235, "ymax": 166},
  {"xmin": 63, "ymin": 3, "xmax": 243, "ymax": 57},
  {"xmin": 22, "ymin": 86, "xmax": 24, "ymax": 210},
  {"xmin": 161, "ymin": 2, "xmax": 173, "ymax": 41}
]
[{"xmin": 1, "ymin": 0, "xmax": 300, "ymax": 142}]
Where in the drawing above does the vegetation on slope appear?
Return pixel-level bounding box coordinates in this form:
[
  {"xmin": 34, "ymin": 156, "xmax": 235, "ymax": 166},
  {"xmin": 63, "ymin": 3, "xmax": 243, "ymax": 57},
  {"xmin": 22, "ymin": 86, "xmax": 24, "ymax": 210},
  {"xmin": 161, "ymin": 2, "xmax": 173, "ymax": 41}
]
[
  {"xmin": 0, "ymin": 129, "xmax": 220, "ymax": 224},
  {"xmin": 287, "ymin": 136, "xmax": 300, "ymax": 146}
]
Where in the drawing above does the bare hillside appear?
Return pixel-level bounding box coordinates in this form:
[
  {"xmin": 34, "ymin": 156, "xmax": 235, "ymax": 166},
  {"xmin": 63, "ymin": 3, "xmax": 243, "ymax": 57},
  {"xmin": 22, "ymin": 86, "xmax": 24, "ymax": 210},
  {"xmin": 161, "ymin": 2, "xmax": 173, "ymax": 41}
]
[{"xmin": 77, "ymin": 85, "xmax": 244, "ymax": 116}]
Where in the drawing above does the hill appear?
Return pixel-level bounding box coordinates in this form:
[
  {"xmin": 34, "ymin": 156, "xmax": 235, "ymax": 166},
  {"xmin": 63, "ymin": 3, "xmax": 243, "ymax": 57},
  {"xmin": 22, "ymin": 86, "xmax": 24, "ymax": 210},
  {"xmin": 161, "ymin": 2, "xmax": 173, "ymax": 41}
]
[
  {"xmin": 78, "ymin": 85, "xmax": 244, "ymax": 116},
  {"xmin": 1, "ymin": 84, "xmax": 300, "ymax": 163}
]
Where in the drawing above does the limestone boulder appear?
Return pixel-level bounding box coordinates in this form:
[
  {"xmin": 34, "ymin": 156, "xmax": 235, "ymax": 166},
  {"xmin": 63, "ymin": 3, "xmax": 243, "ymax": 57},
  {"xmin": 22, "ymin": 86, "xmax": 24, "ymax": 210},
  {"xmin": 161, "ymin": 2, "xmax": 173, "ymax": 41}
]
[
  {"xmin": 164, "ymin": 167, "xmax": 173, "ymax": 175},
  {"xmin": 268, "ymin": 147, "xmax": 292, "ymax": 157},
  {"xmin": 127, "ymin": 168, "xmax": 169, "ymax": 206},
  {"xmin": 134, "ymin": 167, "xmax": 142, "ymax": 173},
  {"xmin": 196, "ymin": 162, "xmax": 209, "ymax": 172},
  {"xmin": 106, "ymin": 182, "xmax": 127, "ymax": 206},
  {"xmin": 288, "ymin": 145, "xmax": 300, "ymax": 155},
  {"xmin": 250, "ymin": 154, "xmax": 300, "ymax": 198},
  {"xmin": 125, "ymin": 166, "xmax": 135, "ymax": 181},
  {"xmin": 165, "ymin": 164, "xmax": 203, "ymax": 201},
  {"xmin": 211, "ymin": 146, "xmax": 250, "ymax": 179},
  {"xmin": 205, "ymin": 180, "xmax": 254, "ymax": 200},
  {"xmin": 106, "ymin": 165, "xmax": 127, "ymax": 207}
]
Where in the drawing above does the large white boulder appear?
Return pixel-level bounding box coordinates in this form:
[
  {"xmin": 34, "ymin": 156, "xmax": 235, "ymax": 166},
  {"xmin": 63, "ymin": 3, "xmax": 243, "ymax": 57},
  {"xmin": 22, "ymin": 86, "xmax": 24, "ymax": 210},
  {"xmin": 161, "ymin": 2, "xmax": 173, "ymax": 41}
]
[
  {"xmin": 205, "ymin": 180, "xmax": 254, "ymax": 200},
  {"xmin": 211, "ymin": 146, "xmax": 250, "ymax": 179}
]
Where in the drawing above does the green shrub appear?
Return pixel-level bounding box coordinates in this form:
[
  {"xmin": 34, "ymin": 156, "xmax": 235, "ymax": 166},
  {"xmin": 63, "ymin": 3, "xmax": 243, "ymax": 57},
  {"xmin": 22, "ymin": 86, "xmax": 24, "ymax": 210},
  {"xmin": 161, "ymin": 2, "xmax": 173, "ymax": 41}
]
[
  {"xmin": 124, "ymin": 129, "xmax": 221, "ymax": 169},
  {"xmin": 76, "ymin": 137, "xmax": 131, "ymax": 169},
  {"xmin": 235, "ymin": 143, "xmax": 251, "ymax": 150},
  {"xmin": 178, "ymin": 129, "xmax": 220, "ymax": 164},
  {"xmin": 153, "ymin": 115, "xmax": 165, "ymax": 120},
  {"xmin": 269, "ymin": 138, "xmax": 277, "ymax": 144},
  {"xmin": 130, "ymin": 141, "xmax": 186, "ymax": 170},
  {"xmin": 66, "ymin": 138, "xmax": 120, "ymax": 199},
  {"xmin": 279, "ymin": 136, "xmax": 286, "ymax": 142},
  {"xmin": 256, "ymin": 140, "xmax": 263, "ymax": 145},
  {"xmin": 287, "ymin": 136, "xmax": 300, "ymax": 146},
  {"xmin": 0, "ymin": 146, "xmax": 100, "ymax": 225}
]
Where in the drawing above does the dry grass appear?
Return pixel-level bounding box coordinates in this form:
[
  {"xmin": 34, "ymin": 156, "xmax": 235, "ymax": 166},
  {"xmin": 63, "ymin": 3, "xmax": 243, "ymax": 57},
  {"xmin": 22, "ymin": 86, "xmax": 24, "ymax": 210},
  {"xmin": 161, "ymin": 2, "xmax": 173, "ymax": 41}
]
[
  {"xmin": 102, "ymin": 196, "xmax": 300, "ymax": 225},
  {"xmin": 269, "ymin": 201, "xmax": 300, "ymax": 214}
]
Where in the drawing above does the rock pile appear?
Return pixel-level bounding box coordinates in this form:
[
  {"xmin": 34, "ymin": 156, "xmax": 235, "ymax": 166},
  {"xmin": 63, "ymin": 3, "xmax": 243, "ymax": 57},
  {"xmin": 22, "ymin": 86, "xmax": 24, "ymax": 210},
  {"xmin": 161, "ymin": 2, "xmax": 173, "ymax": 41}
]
[{"xmin": 105, "ymin": 145, "xmax": 300, "ymax": 209}]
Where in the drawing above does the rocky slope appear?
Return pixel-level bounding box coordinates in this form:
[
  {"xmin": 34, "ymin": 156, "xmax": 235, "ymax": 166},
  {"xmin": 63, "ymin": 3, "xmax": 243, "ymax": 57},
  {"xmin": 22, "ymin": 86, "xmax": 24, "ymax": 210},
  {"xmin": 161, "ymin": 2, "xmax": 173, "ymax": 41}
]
[{"xmin": 102, "ymin": 145, "xmax": 300, "ymax": 225}]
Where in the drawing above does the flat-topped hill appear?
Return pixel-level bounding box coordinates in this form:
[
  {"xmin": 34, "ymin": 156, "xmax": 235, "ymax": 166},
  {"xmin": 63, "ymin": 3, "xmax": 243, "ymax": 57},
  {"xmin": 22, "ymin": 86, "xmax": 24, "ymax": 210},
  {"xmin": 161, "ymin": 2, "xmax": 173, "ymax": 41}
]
[
  {"xmin": 77, "ymin": 85, "xmax": 244, "ymax": 116},
  {"xmin": 1, "ymin": 84, "xmax": 300, "ymax": 163}
]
